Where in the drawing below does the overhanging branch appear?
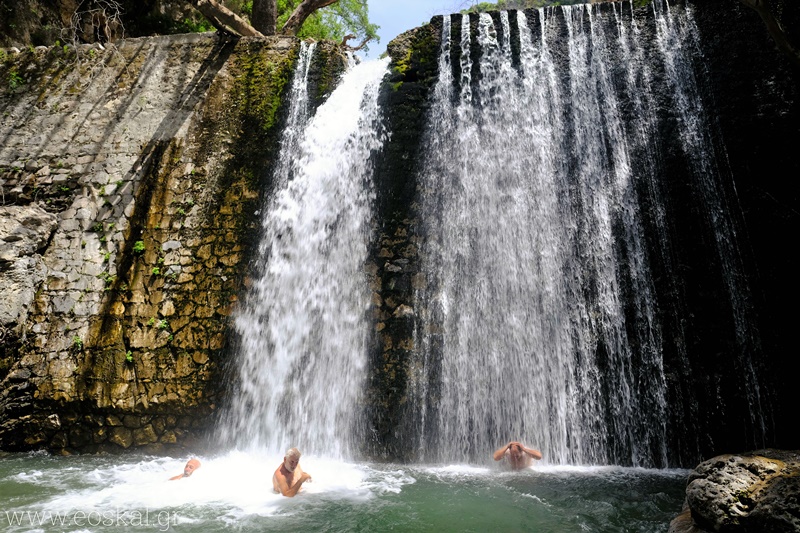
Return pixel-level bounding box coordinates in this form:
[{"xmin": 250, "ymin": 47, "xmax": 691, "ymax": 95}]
[
  {"xmin": 341, "ymin": 34, "xmax": 372, "ymax": 51},
  {"xmin": 281, "ymin": 0, "xmax": 340, "ymax": 36},
  {"xmin": 189, "ymin": 0, "xmax": 264, "ymax": 37},
  {"xmin": 740, "ymin": 0, "xmax": 800, "ymax": 69}
]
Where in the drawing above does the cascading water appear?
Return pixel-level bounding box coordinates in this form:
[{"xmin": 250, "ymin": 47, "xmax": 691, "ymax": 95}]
[
  {"xmin": 409, "ymin": 2, "xmax": 766, "ymax": 467},
  {"xmin": 219, "ymin": 45, "xmax": 389, "ymax": 459},
  {"xmin": 653, "ymin": 3, "xmax": 767, "ymax": 448},
  {"xmin": 214, "ymin": 1, "xmax": 768, "ymax": 469}
]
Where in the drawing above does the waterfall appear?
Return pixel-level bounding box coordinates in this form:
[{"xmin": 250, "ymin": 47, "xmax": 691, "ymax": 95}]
[
  {"xmin": 213, "ymin": 1, "xmax": 768, "ymax": 468},
  {"xmin": 408, "ymin": 2, "xmax": 765, "ymax": 467},
  {"xmin": 219, "ymin": 44, "xmax": 389, "ymax": 459},
  {"xmin": 652, "ymin": 2, "xmax": 767, "ymax": 448}
]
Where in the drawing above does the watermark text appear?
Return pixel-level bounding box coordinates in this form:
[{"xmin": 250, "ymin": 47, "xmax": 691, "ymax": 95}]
[{"xmin": 3, "ymin": 508, "xmax": 178, "ymax": 531}]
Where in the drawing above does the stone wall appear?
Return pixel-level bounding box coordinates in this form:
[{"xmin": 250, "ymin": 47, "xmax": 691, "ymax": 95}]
[
  {"xmin": 363, "ymin": 20, "xmax": 441, "ymax": 461},
  {"xmin": 0, "ymin": 32, "xmax": 346, "ymax": 454}
]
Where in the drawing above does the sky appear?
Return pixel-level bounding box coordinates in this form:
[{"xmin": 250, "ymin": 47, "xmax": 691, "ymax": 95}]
[{"xmin": 362, "ymin": 0, "xmax": 478, "ymax": 59}]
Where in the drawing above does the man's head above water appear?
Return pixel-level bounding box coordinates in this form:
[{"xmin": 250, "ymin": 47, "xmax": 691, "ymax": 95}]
[
  {"xmin": 274, "ymin": 447, "xmax": 312, "ymax": 497},
  {"xmin": 183, "ymin": 458, "xmax": 201, "ymax": 476},
  {"xmin": 508, "ymin": 443, "xmax": 524, "ymax": 458},
  {"xmin": 170, "ymin": 458, "xmax": 201, "ymax": 480},
  {"xmin": 283, "ymin": 448, "xmax": 301, "ymax": 472},
  {"xmin": 493, "ymin": 441, "xmax": 543, "ymax": 470}
]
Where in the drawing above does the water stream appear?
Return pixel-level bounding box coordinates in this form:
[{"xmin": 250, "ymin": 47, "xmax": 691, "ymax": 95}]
[
  {"xmin": 410, "ymin": 6, "xmax": 671, "ymax": 467},
  {"xmin": 218, "ymin": 46, "xmax": 389, "ymax": 458}
]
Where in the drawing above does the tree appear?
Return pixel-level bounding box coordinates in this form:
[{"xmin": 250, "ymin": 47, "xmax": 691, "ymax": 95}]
[
  {"xmin": 188, "ymin": 0, "xmax": 264, "ymax": 37},
  {"xmin": 281, "ymin": 0, "xmax": 340, "ymax": 36},
  {"xmin": 251, "ymin": 0, "xmax": 278, "ymax": 35},
  {"xmin": 190, "ymin": 0, "xmax": 378, "ymax": 50},
  {"xmin": 277, "ymin": 0, "xmax": 377, "ymax": 46}
]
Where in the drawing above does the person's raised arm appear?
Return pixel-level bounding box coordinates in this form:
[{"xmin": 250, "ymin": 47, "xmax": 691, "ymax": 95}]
[
  {"xmin": 522, "ymin": 445, "xmax": 543, "ymax": 460},
  {"xmin": 493, "ymin": 442, "xmax": 513, "ymax": 461},
  {"xmin": 274, "ymin": 470, "xmax": 312, "ymax": 497}
]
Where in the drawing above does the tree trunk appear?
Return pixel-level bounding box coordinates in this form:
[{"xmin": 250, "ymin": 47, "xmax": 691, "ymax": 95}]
[
  {"xmin": 740, "ymin": 0, "xmax": 800, "ymax": 68},
  {"xmin": 188, "ymin": 0, "xmax": 264, "ymax": 37},
  {"xmin": 251, "ymin": 0, "xmax": 277, "ymax": 36},
  {"xmin": 281, "ymin": 0, "xmax": 340, "ymax": 36}
]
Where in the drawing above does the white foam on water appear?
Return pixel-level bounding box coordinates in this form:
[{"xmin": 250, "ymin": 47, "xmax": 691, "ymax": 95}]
[
  {"xmin": 421, "ymin": 464, "xmax": 492, "ymax": 479},
  {"xmin": 25, "ymin": 452, "xmax": 417, "ymax": 520},
  {"xmin": 414, "ymin": 462, "xmax": 688, "ymax": 482}
]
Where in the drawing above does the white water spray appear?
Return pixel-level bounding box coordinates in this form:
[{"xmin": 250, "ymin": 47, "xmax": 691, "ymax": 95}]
[
  {"xmin": 220, "ymin": 49, "xmax": 390, "ymax": 459},
  {"xmin": 411, "ymin": 7, "xmax": 692, "ymax": 466}
]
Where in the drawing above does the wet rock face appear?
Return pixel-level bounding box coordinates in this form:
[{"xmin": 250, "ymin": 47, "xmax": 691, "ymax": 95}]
[
  {"xmin": 0, "ymin": 33, "xmax": 346, "ymax": 454},
  {"xmin": 670, "ymin": 450, "xmax": 800, "ymax": 533},
  {"xmin": 363, "ymin": 19, "xmax": 442, "ymax": 461},
  {"xmin": 0, "ymin": 205, "xmax": 58, "ymax": 378}
]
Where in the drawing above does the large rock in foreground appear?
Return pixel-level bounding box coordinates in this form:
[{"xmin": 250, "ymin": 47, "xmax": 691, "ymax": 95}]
[{"xmin": 670, "ymin": 449, "xmax": 800, "ymax": 533}]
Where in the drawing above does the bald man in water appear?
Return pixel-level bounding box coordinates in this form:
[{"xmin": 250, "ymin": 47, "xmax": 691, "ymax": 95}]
[
  {"xmin": 170, "ymin": 458, "xmax": 201, "ymax": 480},
  {"xmin": 493, "ymin": 441, "xmax": 543, "ymax": 470},
  {"xmin": 273, "ymin": 447, "xmax": 312, "ymax": 497}
]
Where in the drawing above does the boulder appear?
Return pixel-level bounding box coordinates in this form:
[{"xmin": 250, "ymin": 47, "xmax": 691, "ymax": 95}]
[{"xmin": 670, "ymin": 449, "xmax": 800, "ymax": 533}]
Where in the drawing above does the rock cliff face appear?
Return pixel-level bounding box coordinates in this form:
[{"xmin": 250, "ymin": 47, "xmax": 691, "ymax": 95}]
[{"xmin": 0, "ymin": 32, "xmax": 345, "ymax": 453}]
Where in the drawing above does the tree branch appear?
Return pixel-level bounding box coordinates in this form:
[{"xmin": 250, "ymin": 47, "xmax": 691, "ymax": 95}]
[
  {"xmin": 340, "ymin": 33, "xmax": 372, "ymax": 51},
  {"xmin": 740, "ymin": 0, "xmax": 800, "ymax": 69},
  {"xmin": 281, "ymin": 0, "xmax": 340, "ymax": 36},
  {"xmin": 189, "ymin": 0, "xmax": 264, "ymax": 37}
]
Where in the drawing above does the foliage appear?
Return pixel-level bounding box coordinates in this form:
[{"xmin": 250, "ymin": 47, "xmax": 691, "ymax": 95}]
[
  {"xmin": 125, "ymin": 350, "xmax": 133, "ymax": 362},
  {"xmin": 219, "ymin": 0, "xmax": 379, "ymax": 48},
  {"xmin": 7, "ymin": 69, "xmax": 23, "ymax": 90},
  {"xmin": 176, "ymin": 16, "xmax": 215, "ymax": 34},
  {"xmin": 282, "ymin": 0, "xmax": 378, "ymax": 46},
  {"xmin": 132, "ymin": 240, "xmax": 145, "ymax": 254},
  {"xmin": 227, "ymin": 0, "xmax": 254, "ymax": 18}
]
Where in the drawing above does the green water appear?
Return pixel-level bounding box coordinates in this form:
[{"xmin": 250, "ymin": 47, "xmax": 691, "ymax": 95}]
[{"xmin": 0, "ymin": 452, "xmax": 687, "ymax": 532}]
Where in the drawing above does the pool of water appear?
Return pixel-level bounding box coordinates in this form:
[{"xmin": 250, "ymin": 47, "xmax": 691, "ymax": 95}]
[{"xmin": 0, "ymin": 451, "xmax": 688, "ymax": 532}]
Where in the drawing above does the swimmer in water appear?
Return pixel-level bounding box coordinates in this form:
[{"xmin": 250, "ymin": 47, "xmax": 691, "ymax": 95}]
[
  {"xmin": 170, "ymin": 458, "xmax": 201, "ymax": 480},
  {"xmin": 493, "ymin": 441, "xmax": 543, "ymax": 470},
  {"xmin": 273, "ymin": 447, "xmax": 312, "ymax": 497}
]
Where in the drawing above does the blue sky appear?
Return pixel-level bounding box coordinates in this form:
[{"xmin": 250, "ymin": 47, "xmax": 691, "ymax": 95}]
[{"xmin": 362, "ymin": 1, "xmax": 476, "ymax": 59}]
